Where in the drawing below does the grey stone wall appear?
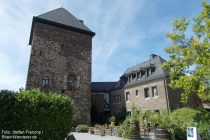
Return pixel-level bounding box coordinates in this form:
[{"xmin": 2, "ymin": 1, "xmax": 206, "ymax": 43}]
[{"xmin": 26, "ymin": 22, "xmax": 92, "ymax": 125}]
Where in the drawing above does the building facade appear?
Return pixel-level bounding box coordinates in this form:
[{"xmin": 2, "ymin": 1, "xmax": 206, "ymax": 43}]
[
  {"xmin": 103, "ymin": 54, "xmax": 200, "ymax": 116},
  {"xmin": 26, "ymin": 8, "xmax": 95, "ymax": 125},
  {"xmin": 26, "ymin": 8, "xmax": 201, "ymax": 125}
]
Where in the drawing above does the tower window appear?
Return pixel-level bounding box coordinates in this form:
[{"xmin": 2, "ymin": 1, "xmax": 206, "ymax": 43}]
[
  {"xmin": 42, "ymin": 76, "xmax": 49, "ymax": 87},
  {"xmin": 67, "ymin": 75, "xmax": 77, "ymax": 90}
]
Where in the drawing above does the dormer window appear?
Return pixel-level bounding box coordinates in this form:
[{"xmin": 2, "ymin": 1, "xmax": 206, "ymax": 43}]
[
  {"xmin": 132, "ymin": 73, "xmax": 136, "ymax": 80},
  {"xmin": 67, "ymin": 75, "xmax": 77, "ymax": 90},
  {"xmin": 137, "ymin": 72, "xmax": 140, "ymax": 80},
  {"xmin": 128, "ymin": 75, "xmax": 132, "ymax": 82},
  {"xmin": 141, "ymin": 71, "xmax": 145, "ymax": 77},
  {"xmin": 151, "ymin": 67, "xmax": 156, "ymax": 74},
  {"xmin": 147, "ymin": 69, "xmax": 150, "ymax": 77},
  {"xmin": 42, "ymin": 76, "xmax": 49, "ymax": 87}
]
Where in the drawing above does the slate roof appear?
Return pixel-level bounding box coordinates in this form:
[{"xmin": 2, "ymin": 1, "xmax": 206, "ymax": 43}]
[
  {"xmin": 37, "ymin": 8, "xmax": 93, "ymax": 33},
  {"xmin": 123, "ymin": 54, "xmax": 169, "ymax": 88},
  {"xmin": 91, "ymin": 82, "xmax": 117, "ymax": 92},
  {"xmin": 29, "ymin": 8, "xmax": 95, "ymax": 44},
  {"xmin": 91, "ymin": 55, "xmax": 169, "ymax": 92},
  {"xmin": 124, "ymin": 54, "xmax": 166, "ymax": 75}
]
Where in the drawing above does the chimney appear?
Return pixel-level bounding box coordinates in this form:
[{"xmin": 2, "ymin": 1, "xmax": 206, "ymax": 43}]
[
  {"xmin": 150, "ymin": 54, "xmax": 157, "ymax": 60},
  {"xmin": 78, "ymin": 19, "xmax": 84, "ymax": 23}
]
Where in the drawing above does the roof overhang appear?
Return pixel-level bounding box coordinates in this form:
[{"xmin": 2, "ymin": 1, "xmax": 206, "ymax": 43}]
[{"xmin": 29, "ymin": 16, "xmax": 95, "ymax": 45}]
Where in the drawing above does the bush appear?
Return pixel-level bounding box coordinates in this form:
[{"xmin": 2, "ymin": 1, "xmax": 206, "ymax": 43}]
[
  {"xmin": 147, "ymin": 108, "xmax": 210, "ymax": 140},
  {"xmin": 76, "ymin": 125, "xmax": 89, "ymax": 132},
  {"xmin": 170, "ymin": 108, "xmax": 210, "ymax": 140},
  {"xmin": 121, "ymin": 107, "xmax": 210, "ymax": 140},
  {"xmin": 0, "ymin": 89, "xmax": 73, "ymax": 140},
  {"xmin": 121, "ymin": 116, "xmax": 139, "ymax": 139},
  {"xmin": 109, "ymin": 115, "xmax": 116, "ymax": 123}
]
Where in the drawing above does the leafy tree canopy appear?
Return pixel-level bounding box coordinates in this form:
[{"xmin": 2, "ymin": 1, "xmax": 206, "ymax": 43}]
[{"xmin": 163, "ymin": 1, "xmax": 210, "ymax": 102}]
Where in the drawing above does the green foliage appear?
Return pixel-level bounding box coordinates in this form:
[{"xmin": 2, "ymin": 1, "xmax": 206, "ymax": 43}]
[
  {"xmin": 76, "ymin": 125, "xmax": 89, "ymax": 133},
  {"xmin": 0, "ymin": 89, "xmax": 73, "ymax": 140},
  {"xmin": 145, "ymin": 108, "xmax": 210, "ymax": 140},
  {"xmin": 121, "ymin": 105, "xmax": 140, "ymax": 139},
  {"xmin": 163, "ymin": 1, "xmax": 210, "ymax": 102},
  {"xmin": 121, "ymin": 116, "xmax": 140, "ymax": 139},
  {"xmin": 170, "ymin": 108, "xmax": 210, "ymax": 140},
  {"xmin": 121, "ymin": 116, "xmax": 132, "ymax": 138},
  {"xmin": 116, "ymin": 126, "xmax": 123, "ymax": 137},
  {"xmin": 131, "ymin": 104, "xmax": 140, "ymax": 121},
  {"xmin": 109, "ymin": 115, "xmax": 116, "ymax": 123},
  {"xmin": 71, "ymin": 114, "xmax": 79, "ymax": 130}
]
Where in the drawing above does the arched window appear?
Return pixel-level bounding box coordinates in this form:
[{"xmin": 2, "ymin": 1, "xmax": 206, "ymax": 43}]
[
  {"xmin": 42, "ymin": 76, "xmax": 49, "ymax": 87},
  {"xmin": 67, "ymin": 75, "xmax": 77, "ymax": 90}
]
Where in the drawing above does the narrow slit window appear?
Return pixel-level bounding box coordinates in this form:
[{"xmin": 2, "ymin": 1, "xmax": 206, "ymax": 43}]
[{"xmin": 42, "ymin": 76, "xmax": 49, "ymax": 87}]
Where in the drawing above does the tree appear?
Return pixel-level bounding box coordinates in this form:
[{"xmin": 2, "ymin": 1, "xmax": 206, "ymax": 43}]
[{"xmin": 163, "ymin": 1, "xmax": 210, "ymax": 103}]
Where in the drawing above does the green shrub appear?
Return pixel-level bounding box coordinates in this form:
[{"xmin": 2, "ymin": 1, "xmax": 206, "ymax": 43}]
[
  {"xmin": 76, "ymin": 125, "xmax": 89, "ymax": 132},
  {"xmin": 170, "ymin": 108, "xmax": 210, "ymax": 140},
  {"xmin": 146, "ymin": 108, "xmax": 210, "ymax": 140},
  {"xmin": 121, "ymin": 107, "xmax": 210, "ymax": 140},
  {"xmin": 0, "ymin": 89, "xmax": 73, "ymax": 140},
  {"xmin": 121, "ymin": 116, "xmax": 140, "ymax": 139},
  {"xmin": 116, "ymin": 126, "xmax": 123, "ymax": 137},
  {"xmin": 121, "ymin": 117, "xmax": 131, "ymax": 138},
  {"xmin": 109, "ymin": 115, "xmax": 116, "ymax": 123}
]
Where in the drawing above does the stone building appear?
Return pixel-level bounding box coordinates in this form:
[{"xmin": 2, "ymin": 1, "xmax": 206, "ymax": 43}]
[
  {"xmin": 26, "ymin": 8, "xmax": 95, "ymax": 125},
  {"xmin": 26, "ymin": 8, "xmax": 201, "ymax": 125},
  {"xmin": 93, "ymin": 54, "xmax": 201, "ymax": 116}
]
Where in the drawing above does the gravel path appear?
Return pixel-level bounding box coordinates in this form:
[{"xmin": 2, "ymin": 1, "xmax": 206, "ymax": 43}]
[{"xmin": 71, "ymin": 132, "xmax": 123, "ymax": 140}]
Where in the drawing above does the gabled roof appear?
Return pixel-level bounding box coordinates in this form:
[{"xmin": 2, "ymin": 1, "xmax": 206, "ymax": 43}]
[
  {"xmin": 91, "ymin": 82, "xmax": 117, "ymax": 92},
  {"xmin": 37, "ymin": 8, "xmax": 93, "ymax": 33},
  {"xmin": 29, "ymin": 8, "xmax": 95, "ymax": 44}
]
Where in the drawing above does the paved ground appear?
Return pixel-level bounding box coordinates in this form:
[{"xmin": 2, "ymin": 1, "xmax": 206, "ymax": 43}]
[{"xmin": 71, "ymin": 132, "xmax": 123, "ymax": 140}]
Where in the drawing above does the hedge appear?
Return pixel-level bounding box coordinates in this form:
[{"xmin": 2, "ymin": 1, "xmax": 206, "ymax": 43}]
[
  {"xmin": 76, "ymin": 125, "xmax": 89, "ymax": 132},
  {"xmin": 0, "ymin": 89, "xmax": 73, "ymax": 140},
  {"xmin": 147, "ymin": 108, "xmax": 210, "ymax": 140}
]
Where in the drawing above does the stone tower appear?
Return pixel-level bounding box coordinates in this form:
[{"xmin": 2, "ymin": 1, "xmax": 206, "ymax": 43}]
[{"xmin": 26, "ymin": 8, "xmax": 95, "ymax": 125}]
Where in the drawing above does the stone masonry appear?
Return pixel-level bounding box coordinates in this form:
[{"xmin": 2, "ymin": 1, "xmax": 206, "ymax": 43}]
[{"xmin": 26, "ymin": 8, "xmax": 95, "ymax": 125}]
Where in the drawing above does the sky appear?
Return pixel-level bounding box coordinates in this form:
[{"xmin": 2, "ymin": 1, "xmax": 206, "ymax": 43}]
[{"xmin": 0, "ymin": 0, "xmax": 207, "ymax": 91}]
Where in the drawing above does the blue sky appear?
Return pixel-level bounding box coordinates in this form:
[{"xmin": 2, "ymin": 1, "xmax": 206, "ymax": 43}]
[{"xmin": 0, "ymin": 0, "xmax": 206, "ymax": 91}]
